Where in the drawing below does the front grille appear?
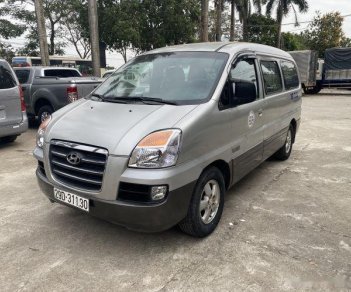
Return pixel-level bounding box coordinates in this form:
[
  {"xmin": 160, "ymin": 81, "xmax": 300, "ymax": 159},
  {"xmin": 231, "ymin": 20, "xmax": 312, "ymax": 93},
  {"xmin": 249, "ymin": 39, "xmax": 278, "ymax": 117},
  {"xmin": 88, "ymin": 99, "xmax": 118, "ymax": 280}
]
[{"xmin": 49, "ymin": 140, "xmax": 108, "ymax": 192}]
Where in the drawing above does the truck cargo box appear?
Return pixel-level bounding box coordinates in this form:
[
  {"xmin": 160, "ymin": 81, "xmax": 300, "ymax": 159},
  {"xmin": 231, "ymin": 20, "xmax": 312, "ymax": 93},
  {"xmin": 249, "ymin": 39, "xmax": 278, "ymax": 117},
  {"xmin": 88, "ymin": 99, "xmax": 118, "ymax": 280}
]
[{"xmin": 288, "ymin": 50, "xmax": 318, "ymax": 88}]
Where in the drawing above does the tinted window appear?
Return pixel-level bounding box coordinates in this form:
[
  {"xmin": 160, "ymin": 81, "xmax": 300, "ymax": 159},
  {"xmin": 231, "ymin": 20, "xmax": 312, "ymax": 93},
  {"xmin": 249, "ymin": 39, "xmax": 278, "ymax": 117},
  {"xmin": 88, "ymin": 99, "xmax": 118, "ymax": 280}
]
[
  {"xmin": 230, "ymin": 58, "xmax": 258, "ymax": 99},
  {"xmin": 15, "ymin": 69, "xmax": 30, "ymax": 84},
  {"xmin": 260, "ymin": 61, "xmax": 282, "ymax": 95},
  {"xmin": 44, "ymin": 69, "xmax": 81, "ymax": 77},
  {"xmin": 0, "ymin": 63, "xmax": 17, "ymax": 89},
  {"xmin": 281, "ymin": 61, "xmax": 299, "ymax": 90}
]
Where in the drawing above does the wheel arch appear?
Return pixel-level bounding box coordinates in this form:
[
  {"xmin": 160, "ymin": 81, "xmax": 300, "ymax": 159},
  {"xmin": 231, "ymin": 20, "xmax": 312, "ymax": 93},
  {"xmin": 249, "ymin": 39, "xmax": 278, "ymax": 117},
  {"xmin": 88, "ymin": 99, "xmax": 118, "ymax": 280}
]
[
  {"xmin": 290, "ymin": 119, "xmax": 297, "ymax": 143},
  {"xmin": 34, "ymin": 98, "xmax": 53, "ymax": 115},
  {"xmin": 202, "ymin": 160, "xmax": 231, "ymax": 190}
]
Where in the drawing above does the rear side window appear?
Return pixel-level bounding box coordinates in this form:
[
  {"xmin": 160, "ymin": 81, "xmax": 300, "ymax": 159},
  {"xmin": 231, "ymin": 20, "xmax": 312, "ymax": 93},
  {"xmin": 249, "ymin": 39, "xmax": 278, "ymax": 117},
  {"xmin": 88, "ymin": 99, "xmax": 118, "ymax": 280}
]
[
  {"xmin": 260, "ymin": 61, "xmax": 282, "ymax": 95},
  {"xmin": 281, "ymin": 61, "xmax": 299, "ymax": 90},
  {"xmin": 44, "ymin": 69, "xmax": 81, "ymax": 77},
  {"xmin": 15, "ymin": 69, "xmax": 30, "ymax": 84},
  {"xmin": 0, "ymin": 63, "xmax": 17, "ymax": 89}
]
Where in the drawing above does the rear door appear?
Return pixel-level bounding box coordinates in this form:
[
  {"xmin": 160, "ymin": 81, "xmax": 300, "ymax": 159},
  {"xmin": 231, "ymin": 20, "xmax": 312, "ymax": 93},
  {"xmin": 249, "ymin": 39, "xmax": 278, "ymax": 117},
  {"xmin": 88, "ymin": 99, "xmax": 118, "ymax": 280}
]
[
  {"xmin": 0, "ymin": 60, "xmax": 22, "ymax": 127},
  {"xmin": 259, "ymin": 58, "xmax": 290, "ymax": 158}
]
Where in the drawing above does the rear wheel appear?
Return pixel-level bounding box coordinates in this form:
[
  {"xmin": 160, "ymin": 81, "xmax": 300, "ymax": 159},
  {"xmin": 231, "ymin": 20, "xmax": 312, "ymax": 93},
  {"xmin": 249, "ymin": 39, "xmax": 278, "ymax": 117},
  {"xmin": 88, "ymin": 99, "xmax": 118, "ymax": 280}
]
[
  {"xmin": 274, "ymin": 125, "xmax": 294, "ymax": 161},
  {"xmin": 37, "ymin": 105, "xmax": 53, "ymax": 123},
  {"xmin": 178, "ymin": 167, "xmax": 225, "ymax": 237},
  {"xmin": 0, "ymin": 135, "xmax": 17, "ymax": 143}
]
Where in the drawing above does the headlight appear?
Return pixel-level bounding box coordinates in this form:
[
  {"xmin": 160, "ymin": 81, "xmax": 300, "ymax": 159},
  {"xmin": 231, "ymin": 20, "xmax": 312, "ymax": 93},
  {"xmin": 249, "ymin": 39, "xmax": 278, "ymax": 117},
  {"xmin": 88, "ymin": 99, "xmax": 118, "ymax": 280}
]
[
  {"xmin": 128, "ymin": 129, "xmax": 182, "ymax": 168},
  {"xmin": 36, "ymin": 116, "xmax": 52, "ymax": 148}
]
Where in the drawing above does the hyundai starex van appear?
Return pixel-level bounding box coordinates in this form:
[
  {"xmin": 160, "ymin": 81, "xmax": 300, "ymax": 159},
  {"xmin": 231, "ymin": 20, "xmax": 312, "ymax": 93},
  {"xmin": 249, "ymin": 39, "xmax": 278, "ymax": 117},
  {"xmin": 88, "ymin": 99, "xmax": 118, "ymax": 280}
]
[{"xmin": 34, "ymin": 42, "xmax": 302, "ymax": 237}]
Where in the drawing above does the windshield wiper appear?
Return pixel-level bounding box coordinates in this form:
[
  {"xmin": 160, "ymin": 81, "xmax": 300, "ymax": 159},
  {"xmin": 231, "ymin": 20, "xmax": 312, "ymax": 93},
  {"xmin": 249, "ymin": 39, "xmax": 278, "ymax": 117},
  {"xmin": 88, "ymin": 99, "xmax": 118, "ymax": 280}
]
[
  {"xmin": 122, "ymin": 96, "xmax": 178, "ymax": 105},
  {"xmin": 90, "ymin": 93, "xmax": 105, "ymax": 101}
]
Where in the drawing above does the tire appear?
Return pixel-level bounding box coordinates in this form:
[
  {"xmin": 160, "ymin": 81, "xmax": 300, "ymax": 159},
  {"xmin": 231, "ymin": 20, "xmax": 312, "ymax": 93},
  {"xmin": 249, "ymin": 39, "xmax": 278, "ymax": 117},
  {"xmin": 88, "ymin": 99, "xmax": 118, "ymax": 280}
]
[
  {"xmin": 0, "ymin": 135, "xmax": 17, "ymax": 143},
  {"xmin": 178, "ymin": 167, "xmax": 225, "ymax": 237},
  {"xmin": 303, "ymin": 84, "xmax": 322, "ymax": 95},
  {"xmin": 273, "ymin": 125, "xmax": 294, "ymax": 161},
  {"xmin": 37, "ymin": 105, "xmax": 53, "ymax": 123}
]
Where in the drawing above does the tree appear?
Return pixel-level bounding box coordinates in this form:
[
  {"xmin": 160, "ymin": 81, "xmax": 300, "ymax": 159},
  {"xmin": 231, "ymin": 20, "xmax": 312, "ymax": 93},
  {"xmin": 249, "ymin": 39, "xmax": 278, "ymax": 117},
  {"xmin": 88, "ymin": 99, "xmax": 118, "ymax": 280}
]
[
  {"xmin": 229, "ymin": 0, "xmax": 235, "ymax": 41},
  {"xmin": 214, "ymin": 0, "xmax": 224, "ymax": 41},
  {"xmin": 281, "ymin": 32, "xmax": 307, "ymax": 51},
  {"xmin": 236, "ymin": 0, "xmax": 262, "ymax": 41},
  {"xmin": 302, "ymin": 12, "xmax": 346, "ymax": 57},
  {"xmin": 1, "ymin": 0, "xmax": 68, "ymax": 55},
  {"xmin": 247, "ymin": 13, "xmax": 278, "ymax": 46},
  {"xmin": 0, "ymin": 42, "xmax": 15, "ymax": 62},
  {"xmin": 264, "ymin": 0, "xmax": 308, "ymax": 48},
  {"xmin": 0, "ymin": 0, "xmax": 26, "ymax": 39},
  {"xmin": 34, "ymin": 0, "xmax": 49, "ymax": 65},
  {"xmin": 200, "ymin": 0, "xmax": 209, "ymax": 41}
]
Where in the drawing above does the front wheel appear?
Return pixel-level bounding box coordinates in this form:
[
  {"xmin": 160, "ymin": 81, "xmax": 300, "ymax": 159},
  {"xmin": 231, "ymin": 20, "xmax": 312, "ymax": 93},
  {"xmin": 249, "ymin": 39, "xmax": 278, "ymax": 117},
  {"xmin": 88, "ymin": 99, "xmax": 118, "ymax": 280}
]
[
  {"xmin": 37, "ymin": 105, "xmax": 53, "ymax": 123},
  {"xmin": 178, "ymin": 167, "xmax": 225, "ymax": 237}
]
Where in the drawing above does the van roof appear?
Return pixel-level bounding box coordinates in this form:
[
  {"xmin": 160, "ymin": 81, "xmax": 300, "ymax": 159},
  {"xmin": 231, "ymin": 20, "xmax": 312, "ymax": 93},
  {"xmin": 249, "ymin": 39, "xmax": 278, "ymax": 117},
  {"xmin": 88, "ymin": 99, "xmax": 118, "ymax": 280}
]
[
  {"xmin": 146, "ymin": 42, "xmax": 292, "ymax": 59},
  {"xmin": 13, "ymin": 66, "xmax": 79, "ymax": 70}
]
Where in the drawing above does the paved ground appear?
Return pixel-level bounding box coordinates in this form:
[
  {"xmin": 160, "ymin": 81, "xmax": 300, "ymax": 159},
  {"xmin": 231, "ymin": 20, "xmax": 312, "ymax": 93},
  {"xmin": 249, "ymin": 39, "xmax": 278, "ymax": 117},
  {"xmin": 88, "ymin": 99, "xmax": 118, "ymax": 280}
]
[{"xmin": 0, "ymin": 90, "xmax": 350, "ymax": 291}]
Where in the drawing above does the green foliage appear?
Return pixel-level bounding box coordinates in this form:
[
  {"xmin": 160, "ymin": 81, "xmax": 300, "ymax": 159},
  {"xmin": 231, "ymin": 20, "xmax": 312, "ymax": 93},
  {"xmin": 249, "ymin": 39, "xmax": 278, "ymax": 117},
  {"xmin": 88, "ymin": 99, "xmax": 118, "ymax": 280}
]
[
  {"xmin": 281, "ymin": 32, "xmax": 307, "ymax": 51},
  {"xmin": 77, "ymin": 0, "xmax": 200, "ymax": 62},
  {"xmin": 264, "ymin": 0, "xmax": 308, "ymax": 47},
  {"xmin": 302, "ymin": 11, "xmax": 346, "ymax": 57},
  {"xmin": 0, "ymin": 0, "xmax": 26, "ymax": 39},
  {"xmin": 0, "ymin": 42, "xmax": 16, "ymax": 62},
  {"xmin": 246, "ymin": 13, "xmax": 278, "ymax": 46}
]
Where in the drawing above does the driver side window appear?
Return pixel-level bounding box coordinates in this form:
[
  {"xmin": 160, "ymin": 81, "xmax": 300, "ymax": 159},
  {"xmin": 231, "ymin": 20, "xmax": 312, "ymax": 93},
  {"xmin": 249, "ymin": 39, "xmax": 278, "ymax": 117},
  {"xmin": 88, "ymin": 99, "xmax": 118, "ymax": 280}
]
[{"xmin": 220, "ymin": 58, "xmax": 259, "ymax": 109}]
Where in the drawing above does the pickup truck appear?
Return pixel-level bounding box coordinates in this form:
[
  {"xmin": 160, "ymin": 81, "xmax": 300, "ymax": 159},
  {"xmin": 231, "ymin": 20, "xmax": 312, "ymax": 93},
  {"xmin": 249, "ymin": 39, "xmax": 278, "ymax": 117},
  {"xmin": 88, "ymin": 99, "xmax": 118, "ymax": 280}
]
[{"xmin": 13, "ymin": 67, "xmax": 102, "ymax": 122}]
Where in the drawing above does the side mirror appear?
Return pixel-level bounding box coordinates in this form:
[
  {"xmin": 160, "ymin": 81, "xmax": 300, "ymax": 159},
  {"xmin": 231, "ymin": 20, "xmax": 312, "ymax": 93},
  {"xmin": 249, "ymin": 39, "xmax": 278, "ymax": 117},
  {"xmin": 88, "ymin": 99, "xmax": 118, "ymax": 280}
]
[{"xmin": 231, "ymin": 81, "xmax": 257, "ymax": 106}]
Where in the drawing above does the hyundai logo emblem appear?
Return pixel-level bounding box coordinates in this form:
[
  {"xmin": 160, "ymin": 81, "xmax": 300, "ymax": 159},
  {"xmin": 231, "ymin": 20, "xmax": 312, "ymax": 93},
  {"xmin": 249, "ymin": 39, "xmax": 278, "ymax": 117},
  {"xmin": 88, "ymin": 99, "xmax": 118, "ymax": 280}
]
[{"xmin": 66, "ymin": 152, "xmax": 82, "ymax": 165}]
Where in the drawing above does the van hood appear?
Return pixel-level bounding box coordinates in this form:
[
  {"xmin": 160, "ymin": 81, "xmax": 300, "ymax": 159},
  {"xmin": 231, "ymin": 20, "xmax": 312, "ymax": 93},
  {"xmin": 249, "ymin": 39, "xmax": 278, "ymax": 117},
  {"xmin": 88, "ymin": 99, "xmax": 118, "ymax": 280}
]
[{"xmin": 46, "ymin": 99, "xmax": 197, "ymax": 155}]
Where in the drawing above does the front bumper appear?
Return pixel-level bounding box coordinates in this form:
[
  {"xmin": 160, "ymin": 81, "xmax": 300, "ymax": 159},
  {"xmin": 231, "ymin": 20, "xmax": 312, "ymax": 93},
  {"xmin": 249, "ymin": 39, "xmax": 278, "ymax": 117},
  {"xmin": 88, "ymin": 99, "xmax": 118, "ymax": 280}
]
[{"xmin": 36, "ymin": 168, "xmax": 195, "ymax": 232}]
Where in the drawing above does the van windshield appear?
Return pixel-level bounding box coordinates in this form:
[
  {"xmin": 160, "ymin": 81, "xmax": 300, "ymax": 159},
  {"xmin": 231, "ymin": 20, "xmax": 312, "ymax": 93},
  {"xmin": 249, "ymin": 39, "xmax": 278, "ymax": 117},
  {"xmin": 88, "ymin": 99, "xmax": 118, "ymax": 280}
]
[{"xmin": 93, "ymin": 52, "xmax": 228, "ymax": 105}]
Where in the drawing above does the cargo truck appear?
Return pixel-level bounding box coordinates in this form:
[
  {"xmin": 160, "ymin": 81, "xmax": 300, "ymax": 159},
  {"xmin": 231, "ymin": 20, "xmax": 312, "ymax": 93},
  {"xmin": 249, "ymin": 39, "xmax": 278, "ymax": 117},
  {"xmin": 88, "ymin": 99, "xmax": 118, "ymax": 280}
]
[{"xmin": 289, "ymin": 47, "xmax": 351, "ymax": 94}]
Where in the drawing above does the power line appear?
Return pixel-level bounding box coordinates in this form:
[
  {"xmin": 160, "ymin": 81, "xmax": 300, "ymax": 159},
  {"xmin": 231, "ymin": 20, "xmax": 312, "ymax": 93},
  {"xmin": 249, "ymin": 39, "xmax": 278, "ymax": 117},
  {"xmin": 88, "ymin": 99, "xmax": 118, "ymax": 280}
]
[{"xmin": 248, "ymin": 13, "xmax": 351, "ymax": 27}]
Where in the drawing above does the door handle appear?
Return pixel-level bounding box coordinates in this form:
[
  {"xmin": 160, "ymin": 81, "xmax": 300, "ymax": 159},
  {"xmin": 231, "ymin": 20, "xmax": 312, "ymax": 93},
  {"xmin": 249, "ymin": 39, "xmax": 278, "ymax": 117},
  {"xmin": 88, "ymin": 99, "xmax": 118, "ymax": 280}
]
[{"xmin": 258, "ymin": 109, "xmax": 263, "ymax": 117}]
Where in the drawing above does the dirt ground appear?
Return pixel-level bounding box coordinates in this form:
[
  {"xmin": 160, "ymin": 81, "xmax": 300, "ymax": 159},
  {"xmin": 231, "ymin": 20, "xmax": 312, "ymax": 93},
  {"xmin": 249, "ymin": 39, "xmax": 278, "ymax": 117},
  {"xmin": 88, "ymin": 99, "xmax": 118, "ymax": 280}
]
[{"xmin": 0, "ymin": 89, "xmax": 350, "ymax": 291}]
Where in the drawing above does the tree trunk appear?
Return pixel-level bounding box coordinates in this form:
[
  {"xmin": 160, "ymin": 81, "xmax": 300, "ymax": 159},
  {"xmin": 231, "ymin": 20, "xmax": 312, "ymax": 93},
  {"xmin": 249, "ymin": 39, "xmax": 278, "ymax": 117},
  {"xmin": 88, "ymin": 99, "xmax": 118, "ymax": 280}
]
[
  {"xmin": 88, "ymin": 0, "xmax": 101, "ymax": 77},
  {"xmin": 215, "ymin": 0, "xmax": 223, "ymax": 42},
  {"xmin": 276, "ymin": 6, "xmax": 283, "ymax": 48},
  {"xmin": 50, "ymin": 21, "xmax": 55, "ymax": 55},
  {"xmin": 200, "ymin": 0, "xmax": 209, "ymax": 42},
  {"xmin": 230, "ymin": 0, "xmax": 235, "ymax": 41},
  {"xmin": 242, "ymin": 17, "xmax": 248, "ymax": 41},
  {"xmin": 34, "ymin": 0, "xmax": 49, "ymax": 66}
]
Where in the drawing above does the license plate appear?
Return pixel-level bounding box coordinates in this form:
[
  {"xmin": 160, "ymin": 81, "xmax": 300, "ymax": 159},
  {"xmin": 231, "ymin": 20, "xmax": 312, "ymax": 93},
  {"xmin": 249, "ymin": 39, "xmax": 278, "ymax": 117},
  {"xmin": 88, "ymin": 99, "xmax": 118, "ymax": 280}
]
[{"xmin": 54, "ymin": 188, "xmax": 89, "ymax": 212}]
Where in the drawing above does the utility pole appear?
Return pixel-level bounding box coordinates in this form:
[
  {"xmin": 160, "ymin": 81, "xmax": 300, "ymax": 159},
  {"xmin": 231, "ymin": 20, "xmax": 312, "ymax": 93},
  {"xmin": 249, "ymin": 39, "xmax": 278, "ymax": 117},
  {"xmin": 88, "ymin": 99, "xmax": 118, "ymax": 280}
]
[
  {"xmin": 34, "ymin": 0, "xmax": 49, "ymax": 66},
  {"xmin": 88, "ymin": 0, "xmax": 101, "ymax": 77}
]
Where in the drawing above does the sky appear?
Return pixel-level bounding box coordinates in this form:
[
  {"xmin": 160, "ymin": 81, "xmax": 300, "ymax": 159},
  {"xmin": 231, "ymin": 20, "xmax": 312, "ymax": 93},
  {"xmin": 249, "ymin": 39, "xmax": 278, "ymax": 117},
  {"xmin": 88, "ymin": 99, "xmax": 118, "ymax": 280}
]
[
  {"xmin": 2, "ymin": 0, "xmax": 351, "ymax": 68},
  {"xmin": 281, "ymin": 0, "xmax": 351, "ymax": 37}
]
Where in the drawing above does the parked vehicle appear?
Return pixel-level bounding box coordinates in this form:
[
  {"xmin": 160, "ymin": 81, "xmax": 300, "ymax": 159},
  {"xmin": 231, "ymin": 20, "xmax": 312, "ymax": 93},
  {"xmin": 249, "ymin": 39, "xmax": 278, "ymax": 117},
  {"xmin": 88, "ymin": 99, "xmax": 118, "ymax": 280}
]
[
  {"xmin": 13, "ymin": 67, "xmax": 102, "ymax": 122},
  {"xmin": 12, "ymin": 56, "xmax": 93, "ymax": 76},
  {"xmin": 288, "ymin": 50, "xmax": 319, "ymax": 94},
  {"xmin": 289, "ymin": 47, "xmax": 351, "ymax": 94},
  {"xmin": 102, "ymin": 70, "xmax": 115, "ymax": 78},
  {"xmin": 0, "ymin": 59, "xmax": 28, "ymax": 143},
  {"xmin": 34, "ymin": 42, "xmax": 302, "ymax": 237}
]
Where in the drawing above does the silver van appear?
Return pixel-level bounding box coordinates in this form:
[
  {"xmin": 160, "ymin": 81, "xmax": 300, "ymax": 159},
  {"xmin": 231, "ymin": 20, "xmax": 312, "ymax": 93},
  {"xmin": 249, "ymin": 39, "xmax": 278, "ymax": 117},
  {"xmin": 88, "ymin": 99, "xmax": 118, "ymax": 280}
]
[
  {"xmin": 0, "ymin": 59, "xmax": 28, "ymax": 143},
  {"xmin": 34, "ymin": 43, "xmax": 301, "ymax": 237}
]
